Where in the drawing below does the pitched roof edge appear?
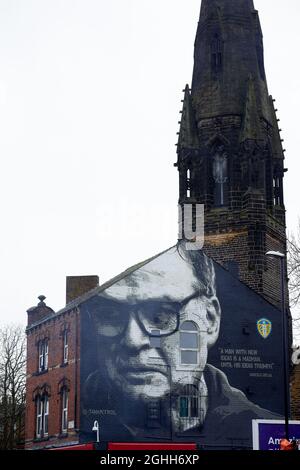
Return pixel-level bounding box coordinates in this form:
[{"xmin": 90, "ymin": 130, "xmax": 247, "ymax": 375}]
[{"xmin": 27, "ymin": 244, "xmax": 178, "ymax": 329}]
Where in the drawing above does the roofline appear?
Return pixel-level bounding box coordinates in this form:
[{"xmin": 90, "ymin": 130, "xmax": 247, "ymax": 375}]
[
  {"xmin": 26, "ymin": 241, "xmax": 282, "ymax": 332},
  {"xmin": 26, "ymin": 244, "xmax": 177, "ymax": 331}
]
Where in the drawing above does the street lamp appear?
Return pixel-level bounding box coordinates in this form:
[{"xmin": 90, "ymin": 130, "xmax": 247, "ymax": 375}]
[
  {"xmin": 266, "ymin": 251, "xmax": 290, "ymax": 440},
  {"xmin": 92, "ymin": 420, "xmax": 100, "ymax": 443}
]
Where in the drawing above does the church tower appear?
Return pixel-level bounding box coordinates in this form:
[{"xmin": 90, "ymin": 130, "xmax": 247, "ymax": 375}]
[{"xmin": 176, "ymin": 0, "xmax": 288, "ymax": 309}]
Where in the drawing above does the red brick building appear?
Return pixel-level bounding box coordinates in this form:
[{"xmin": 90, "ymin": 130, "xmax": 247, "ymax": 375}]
[{"xmin": 25, "ymin": 277, "xmax": 98, "ymax": 449}]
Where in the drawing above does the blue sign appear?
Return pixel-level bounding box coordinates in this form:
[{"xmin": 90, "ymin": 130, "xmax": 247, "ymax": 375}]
[{"xmin": 252, "ymin": 420, "xmax": 300, "ymax": 450}]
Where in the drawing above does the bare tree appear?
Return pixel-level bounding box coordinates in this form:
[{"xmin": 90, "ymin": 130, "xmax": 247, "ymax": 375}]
[
  {"xmin": 0, "ymin": 324, "xmax": 26, "ymax": 449},
  {"xmin": 287, "ymin": 222, "xmax": 300, "ymax": 345}
]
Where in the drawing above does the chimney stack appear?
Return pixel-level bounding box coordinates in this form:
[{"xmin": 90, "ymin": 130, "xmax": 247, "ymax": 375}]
[{"xmin": 66, "ymin": 275, "xmax": 99, "ymax": 304}]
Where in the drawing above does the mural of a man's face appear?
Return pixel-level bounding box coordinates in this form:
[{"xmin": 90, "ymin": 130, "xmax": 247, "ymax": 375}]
[{"xmin": 93, "ymin": 248, "xmax": 220, "ymax": 404}]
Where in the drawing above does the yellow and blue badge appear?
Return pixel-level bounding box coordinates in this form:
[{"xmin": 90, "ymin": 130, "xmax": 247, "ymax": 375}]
[{"xmin": 257, "ymin": 318, "xmax": 272, "ymax": 339}]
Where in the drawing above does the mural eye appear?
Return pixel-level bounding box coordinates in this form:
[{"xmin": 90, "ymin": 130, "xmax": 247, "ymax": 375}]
[
  {"xmin": 140, "ymin": 306, "xmax": 178, "ymax": 334},
  {"xmin": 95, "ymin": 307, "xmax": 125, "ymax": 337},
  {"xmin": 156, "ymin": 309, "xmax": 178, "ymax": 330}
]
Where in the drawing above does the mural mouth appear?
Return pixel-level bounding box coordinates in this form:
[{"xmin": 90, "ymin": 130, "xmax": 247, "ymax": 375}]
[{"xmin": 119, "ymin": 366, "xmax": 167, "ymax": 382}]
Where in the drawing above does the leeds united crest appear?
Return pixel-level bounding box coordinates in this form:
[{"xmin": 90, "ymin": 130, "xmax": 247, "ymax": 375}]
[{"xmin": 257, "ymin": 318, "xmax": 272, "ymax": 339}]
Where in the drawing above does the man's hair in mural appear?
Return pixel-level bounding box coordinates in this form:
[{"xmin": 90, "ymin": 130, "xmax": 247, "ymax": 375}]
[{"xmin": 176, "ymin": 240, "xmax": 217, "ymax": 298}]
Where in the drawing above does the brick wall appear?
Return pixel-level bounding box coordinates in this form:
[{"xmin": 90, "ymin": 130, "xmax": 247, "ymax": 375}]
[
  {"xmin": 201, "ymin": 202, "xmax": 288, "ymax": 310},
  {"xmin": 25, "ymin": 308, "xmax": 80, "ymax": 449},
  {"xmin": 203, "ymin": 224, "xmax": 288, "ymax": 310},
  {"xmin": 204, "ymin": 230, "xmax": 248, "ymax": 277}
]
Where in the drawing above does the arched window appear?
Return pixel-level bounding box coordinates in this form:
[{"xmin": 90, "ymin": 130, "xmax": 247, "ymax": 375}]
[
  {"xmin": 36, "ymin": 394, "xmax": 49, "ymax": 438},
  {"xmin": 38, "ymin": 339, "xmax": 48, "ymax": 372},
  {"xmin": 212, "ymin": 147, "xmax": 228, "ymax": 206},
  {"xmin": 63, "ymin": 330, "xmax": 68, "ymax": 364},
  {"xmin": 180, "ymin": 321, "xmax": 198, "ymax": 365},
  {"xmin": 58, "ymin": 378, "xmax": 71, "ymax": 434},
  {"xmin": 61, "ymin": 388, "xmax": 69, "ymax": 433},
  {"xmin": 273, "ymin": 174, "xmax": 283, "ymax": 206}
]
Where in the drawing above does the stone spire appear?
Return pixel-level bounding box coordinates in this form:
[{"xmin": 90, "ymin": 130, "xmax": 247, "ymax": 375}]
[
  {"xmin": 199, "ymin": 0, "xmax": 255, "ymax": 19},
  {"xmin": 192, "ymin": 0, "xmax": 272, "ymax": 124}
]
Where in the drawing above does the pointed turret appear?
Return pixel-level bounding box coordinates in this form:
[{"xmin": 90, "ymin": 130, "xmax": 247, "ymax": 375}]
[
  {"xmin": 269, "ymin": 96, "xmax": 285, "ymax": 161},
  {"xmin": 240, "ymin": 76, "xmax": 264, "ymax": 144},
  {"xmin": 177, "ymin": 85, "xmax": 200, "ymax": 155}
]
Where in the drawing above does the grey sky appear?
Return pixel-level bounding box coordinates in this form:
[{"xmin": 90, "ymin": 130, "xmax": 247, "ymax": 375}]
[{"xmin": 0, "ymin": 0, "xmax": 298, "ymax": 335}]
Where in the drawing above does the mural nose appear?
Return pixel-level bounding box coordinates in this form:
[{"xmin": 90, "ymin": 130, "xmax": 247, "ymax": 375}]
[{"xmin": 121, "ymin": 313, "xmax": 149, "ymax": 349}]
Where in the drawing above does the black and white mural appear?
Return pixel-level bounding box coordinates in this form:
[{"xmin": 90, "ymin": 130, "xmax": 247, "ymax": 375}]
[{"xmin": 80, "ymin": 244, "xmax": 282, "ymax": 449}]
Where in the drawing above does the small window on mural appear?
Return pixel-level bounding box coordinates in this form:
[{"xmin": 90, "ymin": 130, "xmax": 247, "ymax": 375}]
[
  {"xmin": 181, "ymin": 350, "xmax": 198, "ymax": 364},
  {"xmin": 146, "ymin": 400, "xmax": 161, "ymax": 428},
  {"xmin": 180, "ymin": 332, "xmax": 198, "ymax": 349},
  {"xmin": 180, "ymin": 321, "xmax": 198, "ymax": 365},
  {"xmin": 150, "ymin": 329, "xmax": 161, "ymax": 348},
  {"xmin": 181, "ymin": 321, "xmax": 197, "ymax": 331},
  {"xmin": 179, "ymin": 385, "xmax": 199, "ymax": 418},
  {"xmin": 147, "ymin": 400, "xmax": 160, "ymax": 420},
  {"xmin": 179, "ymin": 396, "xmax": 189, "ymax": 418}
]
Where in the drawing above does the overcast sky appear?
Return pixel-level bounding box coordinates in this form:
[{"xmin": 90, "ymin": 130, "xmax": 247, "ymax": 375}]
[{"xmin": 0, "ymin": 0, "xmax": 299, "ymax": 337}]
